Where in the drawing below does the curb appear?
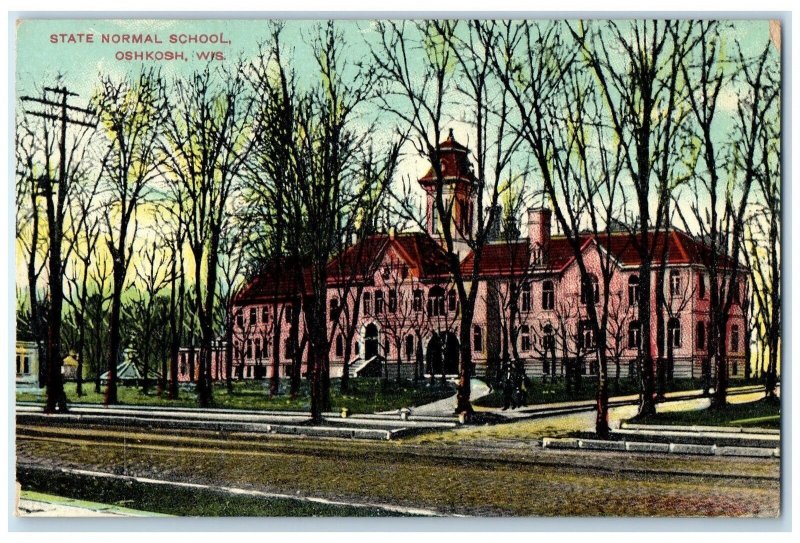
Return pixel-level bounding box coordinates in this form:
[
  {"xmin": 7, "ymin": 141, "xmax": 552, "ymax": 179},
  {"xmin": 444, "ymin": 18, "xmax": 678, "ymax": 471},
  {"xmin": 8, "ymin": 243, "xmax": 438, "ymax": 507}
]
[{"xmin": 542, "ymin": 437, "xmax": 781, "ymax": 458}]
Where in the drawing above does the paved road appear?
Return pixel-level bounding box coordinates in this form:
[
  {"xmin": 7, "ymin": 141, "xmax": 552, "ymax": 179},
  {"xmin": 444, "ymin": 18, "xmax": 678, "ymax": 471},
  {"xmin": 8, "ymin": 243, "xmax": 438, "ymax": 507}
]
[{"xmin": 15, "ymin": 420, "xmax": 779, "ymax": 517}]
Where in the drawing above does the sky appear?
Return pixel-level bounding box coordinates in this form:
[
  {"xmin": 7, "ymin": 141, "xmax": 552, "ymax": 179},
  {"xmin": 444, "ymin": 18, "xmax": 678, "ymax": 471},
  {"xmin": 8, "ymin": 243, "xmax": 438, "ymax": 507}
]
[{"xmin": 13, "ymin": 18, "xmax": 779, "ymax": 290}]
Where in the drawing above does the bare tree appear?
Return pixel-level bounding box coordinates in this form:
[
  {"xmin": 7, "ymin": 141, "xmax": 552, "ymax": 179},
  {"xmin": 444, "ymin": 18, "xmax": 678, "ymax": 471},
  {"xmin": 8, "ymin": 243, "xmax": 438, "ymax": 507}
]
[
  {"xmin": 20, "ymin": 84, "xmax": 102, "ymax": 412},
  {"xmin": 491, "ymin": 20, "xmax": 632, "ymax": 436},
  {"xmin": 15, "ymin": 115, "xmax": 50, "ymax": 387},
  {"xmin": 161, "ymin": 62, "xmax": 255, "ymax": 407},
  {"xmin": 370, "ymin": 20, "xmax": 522, "ymax": 416},
  {"xmin": 568, "ymin": 20, "xmax": 696, "ymax": 418},
  {"xmin": 240, "ymin": 24, "xmax": 301, "ymax": 398},
  {"xmin": 62, "ymin": 171, "xmax": 104, "ymax": 396},
  {"xmin": 674, "ymin": 28, "xmax": 780, "ymax": 407},
  {"xmin": 93, "ymin": 68, "xmax": 168, "ymax": 405},
  {"xmin": 741, "ymin": 51, "xmax": 781, "ymax": 401}
]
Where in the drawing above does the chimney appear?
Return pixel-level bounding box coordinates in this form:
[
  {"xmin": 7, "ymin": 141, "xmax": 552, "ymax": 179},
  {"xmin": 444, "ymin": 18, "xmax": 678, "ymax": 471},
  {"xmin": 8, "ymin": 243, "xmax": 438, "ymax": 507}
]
[
  {"xmin": 528, "ymin": 207, "xmax": 552, "ymax": 265},
  {"xmin": 485, "ymin": 205, "xmax": 502, "ymax": 241}
]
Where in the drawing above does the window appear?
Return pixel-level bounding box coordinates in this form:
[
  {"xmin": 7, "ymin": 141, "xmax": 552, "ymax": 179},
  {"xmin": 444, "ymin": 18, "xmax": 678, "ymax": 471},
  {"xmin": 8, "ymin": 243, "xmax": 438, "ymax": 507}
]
[
  {"xmin": 731, "ymin": 279, "xmax": 741, "ymax": 305},
  {"xmin": 413, "ymin": 289, "xmax": 423, "ymax": 312},
  {"xmin": 246, "ymin": 340, "xmax": 253, "ymax": 359},
  {"xmin": 428, "ymin": 287, "xmax": 445, "ymax": 316},
  {"xmin": 255, "ymin": 338, "xmax": 262, "ymax": 359},
  {"xmin": 335, "ymin": 334, "xmax": 344, "ymax": 357},
  {"xmin": 448, "ymin": 289, "xmax": 457, "ymax": 312},
  {"xmin": 16, "ymin": 355, "xmax": 20, "ymax": 374},
  {"xmin": 698, "ymin": 273, "xmax": 706, "ymax": 299},
  {"xmin": 473, "ymin": 326, "xmax": 483, "ymax": 352},
  {"xmin": 542, "ymin": 324, "xmax": 555, "ymax": 352},
  {"xmin": 520, "ymin": 325, "xmax": 531, "ymax": 352},
  {"xmin": 696, "ymin": 321, "xmax": 706, "ymax": 350},
  {"xmin": 628, "ymin": 275, "xmax": 640, "ymax": 305},
  {"xmin": 354, "ymin": 341, "xmax": 360, "ymax": 356},
  {"xmin": 249, "ymin": 307, "xmax": 257, "ymax": 325},
  {"xmin": 382, "ymin": 266, "xmax": 390, "ymax": 280},
  {"xmin": 23, "ymin": 356, "xmax": 30, "ymax": 374},
  {"xmin": 330, "ymin": 297, "xmax": 340, "ymax": 322},
  {"xmin": 263, "ymin": 339, "xmax": 270, "ymax": 359},
  {"xmin": 581, "ymin": 275, "xmax": 599, "ymax": 305},
  {"xmin": 284, "ymin": 337, "xmax": 294, "ymax": 358},
  {"xmin": 262, "ymin": 306, "xmax": 269, "ymax": 323},
  {"xmin": 285, "ymin": 304, "xmax": 292, "ymax": 323},
  {"xmin": 363, "ymin": 292, "xmax": 372, "ymax": 315},
  {"xmin": 667, "ymin": 317, "xmax": 681, "ymax": 348},
  {"xmin": 730, "ymin": 325, "xmax": 740, "ymax": 352},
  {"xmin": 405, "ymin": 334, "xmax": 414, "ymax": 359},
  {"xmin": 628, "ymin": 321, "xmax": 641, "ymax": 349},
  {"xmin": 578, "ymin": 321, "xmax": 595, "ymax": 350},
  {"xmin": 521, "ymin": 283, "xmax": 531, "ymax": 312},
  {"xmin": 388, "ymin": 289, "xmax": 397, "ymax": 312},
  {"xmin": 236, "ymin": 310, "xmax": 243, "ymax": 327},
  {"xmin": 670, "ymin": 271, "xmax": 681, "ymax": 297},
  {"xmin": 375, "ymin": 290, "xmax": 384, "ymax": 313},
  {"xmin": 541, "ymin": 281, "xmax": 554, "ymax": 310}
]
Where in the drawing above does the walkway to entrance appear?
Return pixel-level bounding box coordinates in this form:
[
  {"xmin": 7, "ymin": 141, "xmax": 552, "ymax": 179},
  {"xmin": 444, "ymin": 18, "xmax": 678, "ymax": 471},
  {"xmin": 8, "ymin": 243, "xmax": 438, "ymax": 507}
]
[{"xmin": 410, "ymin": 378, "xmax": 492, "ymax": 416}]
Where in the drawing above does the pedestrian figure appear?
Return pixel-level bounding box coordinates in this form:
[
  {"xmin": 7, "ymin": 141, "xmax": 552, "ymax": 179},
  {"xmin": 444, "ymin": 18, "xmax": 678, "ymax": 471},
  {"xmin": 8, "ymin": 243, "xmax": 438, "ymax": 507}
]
[{"xmin": 501, "ymin": 358, "xmax": 516, "ymax": 410}]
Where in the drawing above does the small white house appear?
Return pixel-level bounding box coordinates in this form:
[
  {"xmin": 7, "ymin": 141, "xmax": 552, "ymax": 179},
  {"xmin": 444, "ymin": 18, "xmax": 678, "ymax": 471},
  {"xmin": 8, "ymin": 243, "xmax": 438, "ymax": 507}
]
[{"xmin": 15, "ymin": 341, "xmax": 39, "ymax": 386}]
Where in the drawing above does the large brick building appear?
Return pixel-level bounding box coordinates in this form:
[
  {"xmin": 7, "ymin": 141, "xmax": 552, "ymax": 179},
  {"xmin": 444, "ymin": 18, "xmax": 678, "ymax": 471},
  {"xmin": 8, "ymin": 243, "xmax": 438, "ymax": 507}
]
[{"xmin": 218, "ymin": 132, "xmax": 748, "ymax": 384}]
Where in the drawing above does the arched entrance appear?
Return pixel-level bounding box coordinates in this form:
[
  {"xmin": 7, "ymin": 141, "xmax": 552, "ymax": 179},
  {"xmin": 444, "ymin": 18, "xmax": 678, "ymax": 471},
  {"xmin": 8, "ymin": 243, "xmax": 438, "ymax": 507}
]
[
  {"xmin": 364, "ymin": 323, "xmax": 379, "ymax": 360},
  {"xmin": 426, "ymin": 332, "xmax": 459, "ymax": 376}
]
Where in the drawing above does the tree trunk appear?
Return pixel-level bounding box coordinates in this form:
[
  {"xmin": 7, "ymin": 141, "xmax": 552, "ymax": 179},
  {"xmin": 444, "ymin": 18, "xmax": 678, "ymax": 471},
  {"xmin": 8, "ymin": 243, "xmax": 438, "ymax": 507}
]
[
  {"xmin": 225, "ymin": 315, "xmax": 234, "ymax": 394},
  {"xmin": 341, "ymin": 324, "xmax": 355, "ymax": 393},
  {"xmin": 456, "ymin": 308, "xmax": 474, "ymax": 416},
  {"xmin": 595, "ymin": 337, "xmax": 610, "ymax": 439},
  {"xmin": 396, "ymin": 338, "xmax": 402, "ymax": 383},
  {"xmin": 104, "ymin": 268, "xmax": 123, "ymax": 406},
  {"xmin": 637, "ymin": 260, "xmax": 656, "ymax": 417},
  {"xmin": 270, "ymin": 305, "xmax": 281, "ymax": 396},
  {"xmin": 168, "ymin": 251, "xmax": 184, "ymax": 400},
  {"xmin": 308, "ymin": 293, "xmax": 328, "ymax": 423}
]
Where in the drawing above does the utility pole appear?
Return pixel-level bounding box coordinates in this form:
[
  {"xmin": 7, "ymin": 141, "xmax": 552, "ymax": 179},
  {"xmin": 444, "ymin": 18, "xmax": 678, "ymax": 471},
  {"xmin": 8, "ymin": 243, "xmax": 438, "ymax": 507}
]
[{"xmin": 21, "ymin": 86, "xmax": 96, "ymax": 413}]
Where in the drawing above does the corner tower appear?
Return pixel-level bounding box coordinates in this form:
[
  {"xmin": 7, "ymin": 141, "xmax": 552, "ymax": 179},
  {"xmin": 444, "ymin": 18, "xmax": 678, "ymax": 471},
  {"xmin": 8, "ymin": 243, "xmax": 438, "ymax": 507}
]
[{"xmin": 418, "ymin": 129, "xmax": 478, "ymax": 258}]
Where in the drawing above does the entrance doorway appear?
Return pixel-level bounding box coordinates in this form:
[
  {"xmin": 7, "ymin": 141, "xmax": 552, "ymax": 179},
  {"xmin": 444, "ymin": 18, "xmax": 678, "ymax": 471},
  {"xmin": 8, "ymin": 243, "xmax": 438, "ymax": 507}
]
[{"xmin": 364, "ymin": 323, "xmax": 379, "ymax": 360}]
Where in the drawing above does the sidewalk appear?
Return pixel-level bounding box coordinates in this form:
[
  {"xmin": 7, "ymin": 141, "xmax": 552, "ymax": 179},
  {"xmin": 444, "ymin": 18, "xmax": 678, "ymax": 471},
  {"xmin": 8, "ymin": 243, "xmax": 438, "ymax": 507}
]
[
  {"xmin": 16, "ymin": 490, "xmax": 169, "ymax": 517},
  {"xmin": 481, "ymin": 384, "xmax": 769, "ymax": 421},
  {"xmin": 406, "ymin": 378, "xmax": 491, "ymax": 416}
]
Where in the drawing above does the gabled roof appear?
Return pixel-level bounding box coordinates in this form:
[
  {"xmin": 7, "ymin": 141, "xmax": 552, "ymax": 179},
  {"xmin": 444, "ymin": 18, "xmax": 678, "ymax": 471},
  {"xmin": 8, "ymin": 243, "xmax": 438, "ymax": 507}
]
[
  {"xmin": 233, "ymin": 256, "xmax": 312, "ymax": 304},
  {"xmin": 327, "ymin": 232, "xmax": 451, "ymax": 284},
  {"xmin": 234, "ymin": 233, "xmax": 453, "ymax": 305},
  {"xmin": 461, "ymin": 229, "xmax": 741, "ymax": 277},
  {"xmin": 460, "ymin": 240, "xmax": 531, "ymax": 277},
  {"xmin": 592, "ymin": 229, "xmax": 739, "ymax": 270}
]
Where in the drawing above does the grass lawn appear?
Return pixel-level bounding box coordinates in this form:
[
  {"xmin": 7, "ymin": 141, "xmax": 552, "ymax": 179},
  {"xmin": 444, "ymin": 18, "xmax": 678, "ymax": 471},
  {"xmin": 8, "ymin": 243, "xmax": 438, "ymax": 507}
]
[
  {"xmin": 630, "ymin": 397, "xmax": 781, "ymax": 429},
  {"xmin": 16, "ymin": 378, "xmax": 455, "ymax": 414},
  {"xmin": 473, "ymin": 377, "xmax": 729, "ymax": 408}
]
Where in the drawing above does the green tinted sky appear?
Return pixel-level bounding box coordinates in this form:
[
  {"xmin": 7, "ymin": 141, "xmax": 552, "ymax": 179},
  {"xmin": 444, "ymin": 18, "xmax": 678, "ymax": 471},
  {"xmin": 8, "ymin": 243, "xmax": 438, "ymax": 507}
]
[
  {"xmin": 15, "ymin": 18, "xmax": 773, "ymax": 99},
  {"xmin": 14, "ymin": 18, "xmax": 778, "ymax": 230}
]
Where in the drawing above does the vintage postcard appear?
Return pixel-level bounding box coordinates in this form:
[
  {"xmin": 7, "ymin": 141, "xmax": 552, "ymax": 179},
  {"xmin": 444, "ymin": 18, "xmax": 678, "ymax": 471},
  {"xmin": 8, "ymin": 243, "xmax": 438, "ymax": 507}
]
[{"xmin": 13, "ymin": 17, "xmax": 781, "ymax": 519}]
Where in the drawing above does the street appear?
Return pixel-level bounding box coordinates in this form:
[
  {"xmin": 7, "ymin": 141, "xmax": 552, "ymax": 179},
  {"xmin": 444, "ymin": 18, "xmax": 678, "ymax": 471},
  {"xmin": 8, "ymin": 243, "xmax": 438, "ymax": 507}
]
[{"xmin": 16, "ymin": 412, "xmax": 779, "ymax": 517}]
